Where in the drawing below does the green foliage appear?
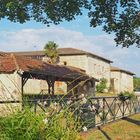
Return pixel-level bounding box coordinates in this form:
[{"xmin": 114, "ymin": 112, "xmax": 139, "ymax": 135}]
[
  {"xmin": 96, "ymin": 78, "xmax": 107, "ymax": 93},
  {"xmin": 45, "ymin": 110, "xmax": 80, "ymax": 140},
  {"xmin": 0, "ymin": 109, "xmax": 44, "ymax": 140},
  {"xmin": 0, "ymin": 1, "xmax": 139, "ymax": 47},
  {"xmin": 44, "ymin": 41, "xmax": 59, "ymax": 64},
  {"xmin": 89, "ymin": 0, "xmax": 140, "ymax": 48},
  {"xmin": 0, "ymin": 108, "xmax": 80, "ymax": 140},
  {"xmin": 99, "ymin": 111, "xmax": 108, "ymax": 122},
  {"xmin": 134, "ymin": 77, "xmax": 140, "ymax": 91},
  {"xmin": 118, "ymin": 91, "xmax": 136, "ymax": 101}
]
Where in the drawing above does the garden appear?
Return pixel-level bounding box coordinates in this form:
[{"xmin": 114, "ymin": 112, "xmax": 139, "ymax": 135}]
[{"xmin": 0, "ymin": 91, "xmax": 140, "ymax": 140}]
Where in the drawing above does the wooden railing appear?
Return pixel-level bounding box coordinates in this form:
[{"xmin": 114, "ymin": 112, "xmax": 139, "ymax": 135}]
[{"xmin": 1, "ymin": 95, "xmax": 140, "ymax": 128}]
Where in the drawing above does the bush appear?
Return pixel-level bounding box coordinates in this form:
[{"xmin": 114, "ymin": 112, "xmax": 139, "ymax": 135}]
[
  {"xmin": 118, "ymin": 91, "xmax": 136, "ymax": 101},
  {"xmin": 96, "ymin": 78, "xmax": 107, "ymax": 93},
  {"xmin": 134, "ymin": 77, "xmax": 140, "ymax": 91},
  {"xmin": 0, "ymin": 108, "xmax": 81, "ymax": 140},
  {"xmin": 0, "ymin": 109, "xmax": 43, "ymax": 140},
  {"xmin": 0, "ymin": 95, "xmax": 99, "ymax": 140}
]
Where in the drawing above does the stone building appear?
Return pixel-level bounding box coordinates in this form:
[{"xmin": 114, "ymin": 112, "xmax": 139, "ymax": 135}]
[
  {"xmin": 0, "ymin": 52, "xmax": 96, "ymax": 114},
  {"xmin": 111, "ymin": 66, "xmax": 135, "ymax": 94},
  {"xmin": 58, "ymin": 48, "xmax": 113, "ymax": 89},
  {"xmin": 13, "ymin": 48, "xmax": 113, "ymax": 89},
  {"xmin": 13, "ymin": 48, "xmax": 135, "ymax": 94}
]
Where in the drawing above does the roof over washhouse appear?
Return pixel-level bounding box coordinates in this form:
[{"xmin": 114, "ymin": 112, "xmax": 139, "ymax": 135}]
[{"xmin": 0, "ymin": 52, "xmax": 97, "ymax": 82}]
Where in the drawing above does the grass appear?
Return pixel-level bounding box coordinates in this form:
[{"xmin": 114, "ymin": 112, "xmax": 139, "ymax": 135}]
[
  {"xmin": 80, "ymin": 113, "xmax": 140, "ymax": 140},
  {"xmin": 0, "ymin": 108, "xmax": 80, "ymax": 140},
  {"xmin": 96, "ymin": 92, "xmax": 117, "ymax": 97}
]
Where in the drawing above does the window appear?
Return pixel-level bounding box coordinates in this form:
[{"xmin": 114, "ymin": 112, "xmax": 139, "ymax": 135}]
[{"xmin": 63, "ymin": 61, "xmax": 67, "ymax": 65}]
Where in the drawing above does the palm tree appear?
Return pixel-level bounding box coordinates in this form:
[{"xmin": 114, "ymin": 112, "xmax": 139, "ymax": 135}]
[{"xmin": 44, "ymin": 41, "xmax": 59, "ymax": 64}]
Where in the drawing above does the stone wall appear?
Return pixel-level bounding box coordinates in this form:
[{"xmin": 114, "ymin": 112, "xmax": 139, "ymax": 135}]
[
  {"xmin": 24, "ymin": 79, "xmax": 67, "ymax": 95},
  {"xmin": 0, "ymin": 72, "xmax": 22, "ymax": 115},
  {"xmin": 59, "ymin": 55, "xmax": 88, "ymax": 71},
  {"xmin": 120, "ymin": 72, "xmax": 134, "ymax": 92},
  {"xmin": 59, "ymin": 55, "xmax": 111, "ymax": 89},
  {"xmin": 24, "ymin": 79, "xmax": 48, "ymax": 94},
  {"xmin": 111, "ymin": 71, "xmax": 134, "ymax": 94},
  {"xmin": 0, "ymin": 72, "xmax": 21, "ymax": 101},
  {"xmin": 87, "ymin": 56, "xmax": 111, "ymax": 88}
]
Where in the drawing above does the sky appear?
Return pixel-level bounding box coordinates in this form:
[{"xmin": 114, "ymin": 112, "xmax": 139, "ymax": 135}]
[{"xmin": 0, "ymin": 14, "xmax": 139, "ymax": 77}]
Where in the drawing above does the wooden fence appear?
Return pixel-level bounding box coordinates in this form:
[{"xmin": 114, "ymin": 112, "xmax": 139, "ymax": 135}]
[{"xmin": 0, "ymin": 95, "xmax": 140, "ymax": 128}]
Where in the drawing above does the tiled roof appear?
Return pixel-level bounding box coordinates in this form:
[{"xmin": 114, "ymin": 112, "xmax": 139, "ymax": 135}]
[
  {"xmin": 59, "ymin": 48, "xmax": 112, "ymax": 63},
  {"xmin": 12, "ymin": 51, "xmax": 44, "ymax": 56},
  {"xmin": 0, "ymin": 52, "xmax": 94, "ymax": 81},
  {"xmin": 12, "ymin": 48, "xmax": 112, "ymax": 63},
  {"xmin": 111, "ymin": 66, "xmax": 135, "ymax": 75}
]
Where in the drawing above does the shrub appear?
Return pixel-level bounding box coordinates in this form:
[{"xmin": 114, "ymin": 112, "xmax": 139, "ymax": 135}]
[
  {"xmin": 0, "ymin": 94, "xmax": 99, "ymax": 140},
  {"xmin": 0, "ymin": 107, "xmax": 81, "ymax": 140},
  {"xmin": 118, "ymin": 91, "xmax": 136, "ymax": 101},
  {"xmin": 0, "ymin": 109, "xmax": 43, "ymax": 140},
  {"xmin": 96, "ymin": 78, "xmax": 107, "ymax": 93},
  {"xmin": 134, "ymin": 77, "xmax": 140, "ymax": 91}
]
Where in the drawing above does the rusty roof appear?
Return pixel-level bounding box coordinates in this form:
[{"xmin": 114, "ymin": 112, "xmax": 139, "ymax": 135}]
[
  {"xmin": 12, "ymin": 48, "xmax": 112, "ymax": 63},
  {"xmin": 111, "ymin": 66, "xmax": 135, "ymax": 75},
  {"xmin": 0, "ymin": 52, "xmax": 95, "ymax": 81}
]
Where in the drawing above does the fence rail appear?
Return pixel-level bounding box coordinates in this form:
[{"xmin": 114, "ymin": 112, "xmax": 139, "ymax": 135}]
[{"xmin": 0, "ymin": 95, "xmax": 140, "ymax": 128}]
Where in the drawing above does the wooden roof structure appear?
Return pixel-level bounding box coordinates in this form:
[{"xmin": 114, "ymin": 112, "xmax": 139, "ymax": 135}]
[
  {"xmin": 0, "ymin": 52, "xmax": 95, "ymax": 82},
  {"xmin": 0, "ymin": 51, "xmax": 98, "ymax": 109}
]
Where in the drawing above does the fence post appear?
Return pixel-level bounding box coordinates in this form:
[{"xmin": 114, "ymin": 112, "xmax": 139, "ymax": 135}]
[
  {"xmin": 113, "ymin": 98, "xmax": 116, "ymax": 121},
  {"xmin": 103, "ymin": 98, "xmax": 105, "ymax": 124},
  {"xmin": 122, "ymin": 100, "xmax": 125, "ymax": 117},
  {"xmin": 34, "ymin": 100, "xmax": 37, "ymax": 113}
]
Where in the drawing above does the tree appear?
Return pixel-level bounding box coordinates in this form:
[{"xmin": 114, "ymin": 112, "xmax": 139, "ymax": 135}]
[
  {"xmin": 134, "ymin": 77, "xmax": 140, "ymax": 90},
  {"xmin": 1, "ymin": 0, "xmax": 140, "ymax": 47},
  {"xmin": 96, "ymin": 78, "xmax": 107, "ymax": 93},
  {"xmin": 44, "ymin": 41, "xmax": 59, "ymax": 64}
]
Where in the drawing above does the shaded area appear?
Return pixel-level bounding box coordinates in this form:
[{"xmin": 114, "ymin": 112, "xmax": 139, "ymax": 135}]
[
  {"xmin": 97, "ymin": 126, "xmax": 112, "ymax": 140},
  {"xmin": 122, "ymin": 116, "xmax": 140, "ymax": 126},
  {"xmin": 81, "ymin": 113, "xmax": 140, "ymax": 140}
]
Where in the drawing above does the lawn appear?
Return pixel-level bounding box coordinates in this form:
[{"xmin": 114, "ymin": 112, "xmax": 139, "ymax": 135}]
[
  {"xmin": 80, "ymin": 113, "xmax": 140, "ymax": 140},
  {"xmin": 96, "ymin": 92, "xmax": 117, "ymax": 97}
]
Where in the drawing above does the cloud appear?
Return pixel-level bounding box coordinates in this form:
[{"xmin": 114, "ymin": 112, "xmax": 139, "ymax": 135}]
[
  {"xmin": 0, "ymin": 27, "xmax": 139, "ymax": 76},
  {"xmin": 0, "ymin": 27, "xmax": 101, "ymax": 52}
]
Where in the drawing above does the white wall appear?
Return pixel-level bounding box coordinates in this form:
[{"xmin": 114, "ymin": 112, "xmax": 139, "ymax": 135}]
[
  {"xmin": 87, "ymin": 56, "xmax": 111, "ymax": 88},
  {"xmin": 24, "ymin": 79, "xmax": 48, "ymax": 94},
  {"xmin": 59, "ymin": 55, "xmax": 88, "ymax": 71},
  {"xmin": 24, "ymin": 80, "xmax": 67, "ymax": 95},
  {"xmin": 111, "ymin": 71, "xmax": 134, "ymax": 94},
  {"xmin": 0, "ymin": 72, "xmax": 22, "ymax": 115},
  {"xmin": 0, "ymin": 72, "xmax": 21, "ymax": 101},
  {"xmin": 59, "ymin": 55, "xmax": 111, "ymax": 90}
]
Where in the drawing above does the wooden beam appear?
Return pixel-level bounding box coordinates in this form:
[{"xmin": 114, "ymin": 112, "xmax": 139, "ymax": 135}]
[
  {"xmin": 21, "ymin": 76, "xmax": 24, "ymax": 110},
  {"xmin": 21, "ymin": 76, "xmax": 29, "ymax": 109},
  {"xmin": 46, "ymin": 77, "xmax": 56, "ymax": 95}
]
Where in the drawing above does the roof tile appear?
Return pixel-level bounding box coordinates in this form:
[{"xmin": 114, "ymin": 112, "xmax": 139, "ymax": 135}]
[{"xmin": 0, "ymin": 52, "xmax": 93, "ymax": 81}]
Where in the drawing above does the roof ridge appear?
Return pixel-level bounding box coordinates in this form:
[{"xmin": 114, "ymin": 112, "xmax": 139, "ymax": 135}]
[
  {"xmin": 59, "ymin": 47, "xmax": 86, "ymax": 52},
  {"xmin": 111, "ymin": 65, "xmax": 135, "ymax": 75},
  {"xmin": 11, "ymin": 53, "xmax": 20, "ymax": 70},
  {"xmin": 11, "ymin": 48, "xmax": 112, "ymax": 63}
]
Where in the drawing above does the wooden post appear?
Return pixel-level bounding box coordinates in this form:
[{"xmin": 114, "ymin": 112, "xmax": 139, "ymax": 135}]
[
  {"xmin": 47, "ymin": 80, "xmax": 51, "ymax": 95},
  {"xmin": 21, "ymin": 76, "xmax": 24, "ymax": 110},
  {"xmin": 21, "ymin": 75, "xmax": 28, "ymax": 110},
  {"xmin": 47, "ymin": 77, "xmax": 55, "ymax": 96},
  {"xmin": 52, "ymin": 81, "xmax": 55, "ymax": 95}
]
